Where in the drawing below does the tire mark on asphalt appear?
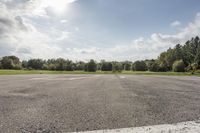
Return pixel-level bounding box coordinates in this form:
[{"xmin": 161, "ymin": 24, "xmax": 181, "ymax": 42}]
[{"xmin": 116, "ymin": 75, "xmax": 170, "ymax": 125}]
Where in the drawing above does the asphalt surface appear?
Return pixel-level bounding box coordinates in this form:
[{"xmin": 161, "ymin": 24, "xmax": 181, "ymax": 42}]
[{"xmin": 0, "ymin": 74, "xmax": 200, "ymax": 133}]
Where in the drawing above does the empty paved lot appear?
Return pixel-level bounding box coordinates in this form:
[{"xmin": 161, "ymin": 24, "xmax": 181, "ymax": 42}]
[{"xmin": 0, "ymin": 74, "xmax": 200, "ymax": 132}]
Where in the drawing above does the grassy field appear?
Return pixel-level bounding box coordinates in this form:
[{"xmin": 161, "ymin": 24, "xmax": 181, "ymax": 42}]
[
  {"xmin": 0, "ymin": 70, "xmax": 116, "ymax": 75},
  {"xmin": 122, "ymin": 71, "xmax": 200, "ymax": 76},
  {"xmin": 0, "ymin": 69, "xmax": 200, "ymax": 76}
]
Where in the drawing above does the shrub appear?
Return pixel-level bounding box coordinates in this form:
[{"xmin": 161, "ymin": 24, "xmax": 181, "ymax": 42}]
[
  {"xmin": 173, "ymin": 60, "xmax": 185, "ymax": 72},
  {"xmin": 191, "ymin": 62, "xmax": 198, "ymax": 71}
]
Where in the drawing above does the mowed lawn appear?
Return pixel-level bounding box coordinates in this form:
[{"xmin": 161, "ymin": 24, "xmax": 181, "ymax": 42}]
[{"xmin": 0, "ymin": 69, "xmax": 200, "ymax": 76}]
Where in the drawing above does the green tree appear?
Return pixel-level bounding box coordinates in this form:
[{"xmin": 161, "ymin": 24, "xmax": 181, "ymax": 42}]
[
  {"xmin": 55, "ymin": 58, "xmax": 66, "ymax": 71},
  {"xmin": 146, "ymin": 60, "xmax": 160, "ymax": 72},
  {"xmin": 45, "ymin": 59, "xmax": 56, "ymax": 70},
  {"xmin": 158, "ymin": 46, "xmax": 182, "ymax": 71},
  {"xmin": 74, "ymin": 61, "xmax": 85, "ymax": 70},
  {"xmin": 100, "ymin": 60, "xmax": 113, "ymax": 71},
  {"xmin": 65, "ymin": 59, "xmax": 74, "ymax": 71},
  {"xmin": 194, "ymin": 37, "xmax": 200, "ymax": 69},
  {"xmin": 112, "ymin": 62, "xmax": 123, "ymax": 72},
  {"xmin": 1, "ymin": 56, "xmax": 21, "ymax": 69},
  {"xmin": 27, "ymin": 59, "xmax": 44, "ymax": 70},
  {"xmin": 182, "ymin": 41, "xmax": 193, "ymax": 67},
  {"xmin": 173, "ymin": 60, "xmax": 185, "ymax": 72},
  {"xmin": 182, "ymin": 36, "xmax": 200, "ymax": 69},
  {"xmin": 0, "ymin": 58, "xmax": 2, "ymax": 69},
  {"xmin": 48, "ymin": 63, "xmax": 57, "ymax": 70},
  {"xmin": 86, "ymin": 59, "xmax": 97, "ymax": 72},
  {"xmin": 158, "ymin": 61, "xmax": 168, "ymax": 72},
  {"xmin": 164, "ymin": 48, "xmax": 176, "ymax": 70},
  {"xmin": 122, "ymin": 61, "xmax": 132, "ymax": 71},
  {"xmin": 174, "ymin": 44, "xmax": 183, "ymax": 60},
  {"xmin": 22, "ymin": 60, "xmax": 28, "ymax": 69},
  {"xmin": 132, "ymin": 61, "xmax": 147, "ymax": 71}
]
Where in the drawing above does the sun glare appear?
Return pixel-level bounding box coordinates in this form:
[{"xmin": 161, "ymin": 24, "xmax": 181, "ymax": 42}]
[{"xmin": 42, "ymin": 0, "xmax": 72, "ymax": 13}]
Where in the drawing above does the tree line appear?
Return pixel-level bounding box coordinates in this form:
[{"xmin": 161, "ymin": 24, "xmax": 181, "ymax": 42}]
[{"xmin": 0, "ymin": 36, "xmax": 200, "ymax": 72}]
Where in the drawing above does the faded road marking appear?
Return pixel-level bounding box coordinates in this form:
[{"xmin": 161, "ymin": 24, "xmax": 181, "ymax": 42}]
[
  {"xmin": 68, "ymin": 77, "xmax": 90, "ymax": 80},
  {"xmin": 119, "ymin": 76, "xmax": 126, "ymax": 79}
]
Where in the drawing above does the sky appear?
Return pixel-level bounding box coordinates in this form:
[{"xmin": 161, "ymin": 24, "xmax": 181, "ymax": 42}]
[{"xmin": 1, "ymin": 0, "xmax": 200, "ymax": 61}]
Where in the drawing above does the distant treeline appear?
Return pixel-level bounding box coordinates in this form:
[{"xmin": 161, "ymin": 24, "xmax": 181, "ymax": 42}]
[{"xmin": 0, "ymin": 36, "xmax": 200, "ymax": 72}]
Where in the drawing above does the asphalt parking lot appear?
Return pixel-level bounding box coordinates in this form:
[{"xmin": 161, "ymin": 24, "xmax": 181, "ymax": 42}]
[{"xmin": 0, "ymin": 74, "xmax": 200, "ymax": 132}]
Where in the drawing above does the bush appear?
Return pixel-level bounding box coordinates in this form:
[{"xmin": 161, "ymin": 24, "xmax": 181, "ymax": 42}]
[
  {"xmin": 196, "ymin": 69, "xmax": 200, "ymax": 73},
  {"xmin": 13, "ymin": 64, "xmax": 22, "ymax": 70},
  {"xmin": 191, "ymin": 62, "xmax": 198, "ymax": 71},
  {"xmin": 185, "ymin": 65, "xmax": 192, "ymax": 72},
  {"xmin": 132, "ymin": 61, "xmax": 147, "ymax": 71},
  {"xmin": 173, "ymin": 60, "xmax": 185, "ymax": 72}
]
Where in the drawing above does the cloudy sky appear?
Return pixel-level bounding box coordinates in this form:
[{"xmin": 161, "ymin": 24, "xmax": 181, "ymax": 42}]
[{"xmin": 1, "ymin": 0, "xmax": 200, "ymax": 61}]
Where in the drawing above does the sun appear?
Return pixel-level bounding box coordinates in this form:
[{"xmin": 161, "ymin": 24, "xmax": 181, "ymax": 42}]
[{"xmin": 41, "ymin": 0, "xmax": 75, "ymax": 13}]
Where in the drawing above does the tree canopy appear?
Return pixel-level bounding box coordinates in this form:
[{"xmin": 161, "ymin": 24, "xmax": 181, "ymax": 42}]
[{"xmin": 0, "ymin": 36, "xmax": 200, "ymax": 72}]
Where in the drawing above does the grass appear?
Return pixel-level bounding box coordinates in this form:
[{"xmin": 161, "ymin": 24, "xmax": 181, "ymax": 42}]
[
  {"xmin": 0, "ymin": 69, "xmax": 200, "ymax": 76},
  {"xmin": 0, "ymin": 70, "xmax": 115, "ymax": 75},
  {"xmin": 122, "ymin": 71, "xmax": 198, "ymax": 76}
]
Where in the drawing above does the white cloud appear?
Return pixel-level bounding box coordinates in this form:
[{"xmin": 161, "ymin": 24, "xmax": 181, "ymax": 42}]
[
  {"xmin": 170, "ymin": 20, "xmax": 181, "ymax": 27},
  {"xmin": 60, "ymin": 19, "xmax": 67, "ymax": 23},
  {"xmin": 0, "ymin": 0, "xmax": 200, "ymax": 61},
  {"xmin": 107, "ymin": 13, "xmax": 200, "ymax": 61},
  {"xmin": 32, "ymin": 0, "xmax": 77, "ymax": 16},
  {"xmin": 0, "ymin": 1, "xmax": 64, "ymax": 59},
  {"xmin": 75, "ymin": 27, "xmax": 80, "ymax": 32}
]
